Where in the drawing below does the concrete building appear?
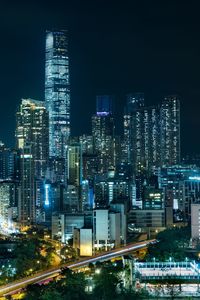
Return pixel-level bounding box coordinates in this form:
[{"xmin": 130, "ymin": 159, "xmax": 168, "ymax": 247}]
[
  {"xmin": 73, "ymin": 228, "xmax": 93, "ymax": 256},
  {"xmin": 110, "ymin": 202, "xmax": 127, "ymax": 244},
  {"xmin": 93, "ymin": 209, "xmax": 121, "ymax": 250},
  {"xmin": 18, "ymin": 145, "xmax": 35, "ymax": 224},
  {"xmin": 52, "ymin": 212, "xmax": 92, "ymax": 243},
  {"xmin": 128, "ymin": 209, "xmax": 165, "ymax": 237},
  {"xmin": 191, "ymin": 203, "xmax": 200, "ymax": 240},
  {"xmin": 109, "ymin": 212, "xmax": 120, "ymax": 247}
]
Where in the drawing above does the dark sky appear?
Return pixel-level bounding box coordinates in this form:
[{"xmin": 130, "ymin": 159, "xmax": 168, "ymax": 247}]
[{"xmin": 0, "ymin": 0, "xmax": 200, "ymax": 155}]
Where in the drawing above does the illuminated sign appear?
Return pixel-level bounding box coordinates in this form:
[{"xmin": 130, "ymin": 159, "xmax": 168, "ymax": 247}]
[
  {"xmin": 149, "ymin": 193, "xmax": 161, "ymax": 199},
  {"xmin": 189, "ymin": 176, "xmax": 200, "ymax": 181},
  {"xmin": 44, "ymin": 184, "xmax": 50, "ymax": 206}
]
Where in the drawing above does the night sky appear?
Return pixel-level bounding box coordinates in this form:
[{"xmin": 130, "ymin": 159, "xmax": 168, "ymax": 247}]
[{"xmin": 0, "ymin": 1, "xmax": 200, "ymax": 155}]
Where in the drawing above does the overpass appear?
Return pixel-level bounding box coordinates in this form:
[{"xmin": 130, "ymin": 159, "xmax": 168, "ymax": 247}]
[{"xmin": 0, "ymin": 239, "xmax": 155, "ymax": 297}]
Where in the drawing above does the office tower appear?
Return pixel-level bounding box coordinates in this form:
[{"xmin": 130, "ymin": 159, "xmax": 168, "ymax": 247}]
[
  {"xmin": 66, "ymin": 143, "xmax": 82, "ymax": 187},
  {"xmin": 96, "ymin": 95, "xmax": 113, "ymax": 116},
  {"xmin": 126, "ymin": 93, "xmax": 145, "ymax": 113},
  {"xmin": 158, "ymin": 165, "xmax": 200, "ymax": 222},
  {"xmin": 160, "ymin": 95, "xmax": 180, "ymax": 166},
  {"xmin": 52, "ymin": 212, "xmax": 86, "ymax": 242},
  {"xmin": 65, "ymin": 185, "xmax": 79, "ymax": 212},
  {"xmin": 82, "ymin": 153, "xmax": 99, "ymax": 180},
  {"xmin": 16, "ymin": 99, "xmax": 49, "ymax": 178},
  {"xmin": 45, "ymin": 30, "xmax": 70, "ymax": 158},
  {"xmin": 18, "ymin": 145, "xmax": 35, "ymax": 224},
  {"xmin": 79, "ymin": 135, "xmax": 94, "ymax": 155},
  {"xmin": 94, "ymin": 173, "xmax": 132, "ymax": 208},
  {"xmin": 128, "ymin": 208, "xmax": 165, "ymax": 237},
  {"xmin": 143, "ymin": 187, "xmax": 164, "ymax": 210},
  {"xmin": 0, "ymin": 142, "xmax": 16, "ymax": 180},
  {"xmin": 66, "ymin": 143, "xmax": 82, "ymax": 211},
  {"xmin": 92, "ymin": 95, "xmax": 115, "ymax": 173}
]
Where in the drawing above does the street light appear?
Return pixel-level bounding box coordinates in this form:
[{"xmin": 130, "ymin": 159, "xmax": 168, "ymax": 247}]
[
  {"xmin": 185, "ymin": 257, "xmax": 188, "ymax": 269},
  {"xmin": 153, "ymin": 257, "xmax": 156, "ymax": 270},
  {"xmin": 169, "ymin": 257, "xmax": 172, "ymax": 269}
]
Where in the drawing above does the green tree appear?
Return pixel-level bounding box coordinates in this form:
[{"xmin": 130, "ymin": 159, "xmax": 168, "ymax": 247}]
[
  {"xmin": 93, "ymin": 267, "xmax": 121, "ymax": 300},
  {"xmin": 59, "ymin": 268, "xmax": 87, "ymax": 300},
  {"xmin": 147, "ymin": 226, "xmax": 190, "ymax": 261},
  {"xmin": 24, "ymin": 284, "xmax": 43, "ymax": 300},
  {"xmin": 40, "ymin": 289, "xmax": 63, "ymax": 300}
]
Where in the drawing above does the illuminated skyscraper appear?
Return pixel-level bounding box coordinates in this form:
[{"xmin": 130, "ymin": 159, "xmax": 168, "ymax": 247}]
[
  {"xmin": 160, "ymin": 95, "xmax": 180, "ymax": 166},
  {"xmin": 18, "ymin": 145, "xmax": 35, "ymax": 224},
  {"xmin": 122, "ymin": 93, "xmax": 144, "ymax": 164},
  {"xmin": 123, "ymin": 93, "xmax": 160, "ymax": 173},
  {"xmin": 96, "ymin": 95, "xmax": 113, "ymax": 116},
  {"xmin": 45, "ymin": 30, "xmax": 70, "ymax": 158},
  {"xmin": 0, "ymin": 142, "xmax": 16, "ymax": 180},
  {"xmin": 92, "ymin": 95, "xmax": 115, "ymax": 173},
  {"xmin": 16, "ymin": 99, "xmax": 49, "ymax": 178},
  {"xmin": 66, "ymin": 143, "xmax": 82, "ymax": 188}
]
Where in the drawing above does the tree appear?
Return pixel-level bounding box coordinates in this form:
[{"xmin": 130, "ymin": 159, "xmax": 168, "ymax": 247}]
[
  {"xmin": 93, "ymin": 267, "xmax": 121, "ymax": 300},
  {"xmin": 24, "ymin": 284, "xmax": 43, "ymax": 300},
  {"xmin": 147, "ymin": 226, "xmax": 190, "ymax": 261},
  {"xmin": 40, "ymin": 289, "xmax": 63, "ymax": 300},
  {"xmin": 118, "ymin": 287, "xmax": 150, "ymax": 299},
  {"xmin": 59, "ymin": 268, "xmax": 88, "ymax": 300}
]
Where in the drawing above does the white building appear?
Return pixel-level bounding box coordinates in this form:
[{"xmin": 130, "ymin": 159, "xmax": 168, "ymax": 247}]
[
  {"xmin": 52, "ymin": 213, "xmax": 85, "ymax": 243},
  {"xmin": 73, "ymin": 228, "xmax": 93, "ymax": 256},
  {"xmin": 93, "ymin": 209, "xmax": 121, "ymax": 250}
]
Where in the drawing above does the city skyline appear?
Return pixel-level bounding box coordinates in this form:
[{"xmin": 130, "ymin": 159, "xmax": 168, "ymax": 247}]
[
  {"xmin": 1, "ymin": 3, "xmax": 200, "ymax": 298},
  {"xmin": 0, "ymin": 1, "xmax": 199, "ymax": 155}
]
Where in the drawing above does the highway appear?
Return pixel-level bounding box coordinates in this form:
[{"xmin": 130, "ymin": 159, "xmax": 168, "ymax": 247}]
[{"xmin": 0, "ymin": 239, "xmax": 155, "ymax": 297}]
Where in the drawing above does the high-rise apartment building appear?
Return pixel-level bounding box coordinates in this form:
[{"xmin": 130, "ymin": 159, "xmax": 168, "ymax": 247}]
[
  {"xmin": 18, "ymin": 145, "xmax": 35, "ymax": 224},
  {"xmin": 0, "ymin": 181, "xmax": 18, "ymax": 224},
  {"xmin": 0, "ymin": 142, "xmax": 16, "ymax": 180},
  {"xmin": 123, "ymin": 93, "xmax": 180, "ymax": 174},
  {"xmin": 160, "ymin": 95, "xmax": 180, "ymax": 166},
  {"xmin": 122, "ymin": 93, "xmax": 144, "ymax": 164},
  {"xmin": 16, "ymin": 99, "xmax": 49, "ymax": 178},
  {"xmin": 45, "ymin": 30, "xmax": 70, "ymax": 158}
]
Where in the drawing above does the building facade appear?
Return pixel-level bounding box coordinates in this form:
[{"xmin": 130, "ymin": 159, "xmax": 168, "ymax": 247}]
[{"xmin": 45, "ymin": 30, "xmax": 70, "ymax": 158}]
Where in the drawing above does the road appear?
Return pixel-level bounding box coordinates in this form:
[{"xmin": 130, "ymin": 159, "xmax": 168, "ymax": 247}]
[{"xmin": 0, "ymin": 239, "xmax": 154, "ymax": 297}]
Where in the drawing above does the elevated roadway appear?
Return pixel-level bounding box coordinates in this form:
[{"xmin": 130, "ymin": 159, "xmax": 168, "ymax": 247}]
[{"xmin": 0, "ymin": 239, "xmax": 155, "ymax": 297}]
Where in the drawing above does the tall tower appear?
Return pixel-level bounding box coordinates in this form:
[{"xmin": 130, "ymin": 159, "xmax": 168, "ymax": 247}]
[
  {"xmin": 66, "ymin": 143, "xmax": 82, "ymax": 188},
  {"xmin": 160, "ymin": 95, "xmax": 180, "ymax": 166},
  {"xmin": 45, "ymin": 30, "xmax": 70, "ymax": 158},
  {"xmin": 123, "ymin": 93, "xmax": 144, "ymax": 164},
  {"xmin": 92, "ymin": 95, "xmax": 115, "ymax": 173},
  {"xmin": 16, "ymin": 99, "xmax": 49, "ymax": 178},
  {"xmin": 18, "ymin": 145, "xmax": 35, "ymax": 224},
  {"xmin": 123, "ymin": 93, "xmax": 161, "ymax": 174}
]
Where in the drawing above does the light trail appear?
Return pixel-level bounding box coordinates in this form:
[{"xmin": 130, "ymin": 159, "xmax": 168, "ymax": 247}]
[{"xmin": 0, "ymin": 239, "xmax": 154, "ymax": 296}]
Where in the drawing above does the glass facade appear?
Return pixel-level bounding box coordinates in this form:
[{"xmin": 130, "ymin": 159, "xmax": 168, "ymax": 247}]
[{"xmin": 45, "ymin": 30, "xmax": 70, "ymax": 158}]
